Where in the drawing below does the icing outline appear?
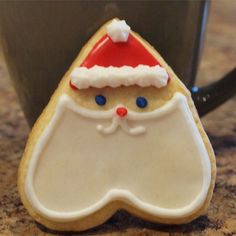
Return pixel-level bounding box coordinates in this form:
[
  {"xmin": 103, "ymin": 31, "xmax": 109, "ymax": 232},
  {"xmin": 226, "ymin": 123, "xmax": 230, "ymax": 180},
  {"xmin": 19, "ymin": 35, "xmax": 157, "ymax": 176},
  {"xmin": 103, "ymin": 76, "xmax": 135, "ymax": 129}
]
[{"xmin": 25, "ymin": 93, "xmax": 211, "ymax": 222}]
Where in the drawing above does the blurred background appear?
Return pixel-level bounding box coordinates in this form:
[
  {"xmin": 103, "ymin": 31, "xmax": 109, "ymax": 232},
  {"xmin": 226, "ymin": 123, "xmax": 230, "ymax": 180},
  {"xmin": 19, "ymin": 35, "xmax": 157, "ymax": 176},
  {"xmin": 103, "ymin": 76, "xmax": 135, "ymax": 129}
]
[{"xmin": 0, "ymin": 0, "xmax": 235, "ymax": 235}]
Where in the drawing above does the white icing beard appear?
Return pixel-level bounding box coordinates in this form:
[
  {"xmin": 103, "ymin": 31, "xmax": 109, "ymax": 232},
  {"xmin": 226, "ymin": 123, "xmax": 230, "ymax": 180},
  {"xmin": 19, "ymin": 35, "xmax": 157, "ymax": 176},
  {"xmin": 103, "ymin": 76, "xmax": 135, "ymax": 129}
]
[{"xmin": 25, "ymin": 93, "xmax": 211, "ymax": 222}]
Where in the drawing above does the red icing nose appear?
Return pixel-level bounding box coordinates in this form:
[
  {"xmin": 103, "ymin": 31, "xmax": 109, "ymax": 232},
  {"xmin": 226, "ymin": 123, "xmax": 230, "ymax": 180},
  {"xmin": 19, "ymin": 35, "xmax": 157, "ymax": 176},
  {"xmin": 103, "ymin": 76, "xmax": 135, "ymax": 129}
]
[{"xmin": 116, "ymin": 107, "xmax": 128, "ymax": 118}]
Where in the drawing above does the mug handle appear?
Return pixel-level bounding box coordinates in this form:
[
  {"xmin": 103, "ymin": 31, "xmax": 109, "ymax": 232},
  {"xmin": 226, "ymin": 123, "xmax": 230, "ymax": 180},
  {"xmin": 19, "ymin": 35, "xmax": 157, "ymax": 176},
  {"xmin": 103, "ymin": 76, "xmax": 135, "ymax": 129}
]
[{"xmin": 191, "ymin": 68, "xmax": 236, "ymax": 116}]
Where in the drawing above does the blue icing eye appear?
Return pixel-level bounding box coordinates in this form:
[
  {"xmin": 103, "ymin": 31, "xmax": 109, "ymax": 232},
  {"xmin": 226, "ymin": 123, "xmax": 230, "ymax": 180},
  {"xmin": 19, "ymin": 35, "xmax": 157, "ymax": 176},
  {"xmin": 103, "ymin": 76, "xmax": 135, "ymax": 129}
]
[
  {"xmin": 95, "ymin": 95, "xmax": 106, "ymax": 106},
  {"xmin": 136, "ymin": 96, "xmax": 148, "ymax": 108}
]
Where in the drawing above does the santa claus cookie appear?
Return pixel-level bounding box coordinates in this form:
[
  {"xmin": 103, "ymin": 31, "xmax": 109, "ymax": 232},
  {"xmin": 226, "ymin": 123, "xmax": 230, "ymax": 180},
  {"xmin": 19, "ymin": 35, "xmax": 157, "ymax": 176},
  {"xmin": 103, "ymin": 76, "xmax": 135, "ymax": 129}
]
[{"xmin": 18, "ymin": 19, "xmax": 216, "ymax": 231}]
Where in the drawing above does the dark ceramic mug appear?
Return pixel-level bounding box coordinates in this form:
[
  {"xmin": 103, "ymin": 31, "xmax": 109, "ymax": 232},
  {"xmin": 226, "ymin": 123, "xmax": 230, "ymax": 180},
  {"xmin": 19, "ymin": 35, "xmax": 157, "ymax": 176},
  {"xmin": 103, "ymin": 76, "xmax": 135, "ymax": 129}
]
[{"xmin": 0, "ymin": 0, "xmax": 235, "ymax": 126}]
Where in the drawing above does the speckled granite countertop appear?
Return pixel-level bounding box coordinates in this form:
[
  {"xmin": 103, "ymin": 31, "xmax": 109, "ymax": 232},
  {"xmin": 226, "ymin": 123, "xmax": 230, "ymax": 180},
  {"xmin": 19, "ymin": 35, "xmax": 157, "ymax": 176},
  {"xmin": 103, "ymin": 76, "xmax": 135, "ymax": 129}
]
[{"xmin": 0, "ymin": 1, "xmax": 236, "ymax": 235}]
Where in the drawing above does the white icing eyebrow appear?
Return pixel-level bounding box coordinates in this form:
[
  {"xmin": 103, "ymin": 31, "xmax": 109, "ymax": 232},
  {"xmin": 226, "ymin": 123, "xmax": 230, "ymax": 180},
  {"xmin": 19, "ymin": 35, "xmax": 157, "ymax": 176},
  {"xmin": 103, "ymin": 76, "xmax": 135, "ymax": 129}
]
[{"xmin": 70, "ymin": 65, "xmax": 169, "ymax": 89}]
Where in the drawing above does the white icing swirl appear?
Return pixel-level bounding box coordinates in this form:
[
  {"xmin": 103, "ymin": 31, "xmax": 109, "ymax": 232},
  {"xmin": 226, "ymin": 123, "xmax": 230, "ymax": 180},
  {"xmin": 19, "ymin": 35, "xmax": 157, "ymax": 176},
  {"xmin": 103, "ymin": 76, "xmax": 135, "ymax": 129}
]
[{"xmin": 97, "ymin": 116, "xmax": 146, "ymax": 135}]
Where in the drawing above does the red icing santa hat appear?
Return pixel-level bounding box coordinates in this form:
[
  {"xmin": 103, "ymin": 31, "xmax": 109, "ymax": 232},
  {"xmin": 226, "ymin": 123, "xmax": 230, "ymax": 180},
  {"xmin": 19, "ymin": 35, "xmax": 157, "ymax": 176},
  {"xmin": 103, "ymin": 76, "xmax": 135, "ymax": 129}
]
[{"xmin": 70, "ymin": 19, "xmax": 169, "ymax": 89}]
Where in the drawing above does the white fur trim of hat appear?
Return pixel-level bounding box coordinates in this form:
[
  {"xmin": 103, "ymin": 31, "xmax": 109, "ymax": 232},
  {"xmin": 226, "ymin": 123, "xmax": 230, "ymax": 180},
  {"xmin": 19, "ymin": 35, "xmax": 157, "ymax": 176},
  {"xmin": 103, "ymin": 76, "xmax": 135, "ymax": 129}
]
[{"xmin": 70, "ymin": 65, "xmax": 169, "ymax": 89}]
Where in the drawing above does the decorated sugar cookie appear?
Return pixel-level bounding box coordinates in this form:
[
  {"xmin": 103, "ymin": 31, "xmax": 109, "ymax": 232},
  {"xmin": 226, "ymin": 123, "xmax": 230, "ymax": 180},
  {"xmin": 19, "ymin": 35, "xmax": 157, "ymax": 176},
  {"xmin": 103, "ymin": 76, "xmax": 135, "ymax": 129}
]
[{"xmin": 18, "ymin": 19, "xmax": 216, "ymax": 231}]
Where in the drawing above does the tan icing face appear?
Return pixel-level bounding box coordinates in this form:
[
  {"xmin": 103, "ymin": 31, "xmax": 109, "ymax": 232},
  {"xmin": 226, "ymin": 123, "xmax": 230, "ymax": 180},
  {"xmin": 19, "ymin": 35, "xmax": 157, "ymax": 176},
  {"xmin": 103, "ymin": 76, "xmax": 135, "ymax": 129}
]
[{"xmin": 67, "ymin": 79, "xmax": 183, "ymax": 112}]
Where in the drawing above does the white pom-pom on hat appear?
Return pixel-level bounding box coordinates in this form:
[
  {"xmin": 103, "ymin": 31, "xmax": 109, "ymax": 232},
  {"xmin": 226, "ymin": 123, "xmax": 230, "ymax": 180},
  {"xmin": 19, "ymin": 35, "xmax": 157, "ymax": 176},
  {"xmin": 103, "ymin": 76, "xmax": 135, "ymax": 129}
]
[{"xmin": 106, "ymin": 19, "xmax": 131, "ymax": 42}]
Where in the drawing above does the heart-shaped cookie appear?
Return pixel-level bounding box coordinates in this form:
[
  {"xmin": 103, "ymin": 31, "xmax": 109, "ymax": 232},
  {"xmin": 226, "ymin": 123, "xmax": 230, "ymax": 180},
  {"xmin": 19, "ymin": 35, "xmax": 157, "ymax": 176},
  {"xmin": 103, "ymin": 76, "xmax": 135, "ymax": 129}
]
[{"xmin": 18, "ymin": 19, "xmax": 216, "ymax": 231}]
